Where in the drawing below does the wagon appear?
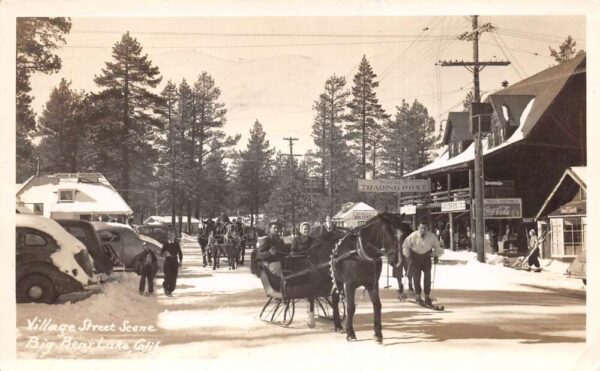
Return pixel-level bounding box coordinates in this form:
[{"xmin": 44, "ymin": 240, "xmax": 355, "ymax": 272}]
[{"xmin": 255, "ymin": 253, "xmax": 345, "ymax": 327}]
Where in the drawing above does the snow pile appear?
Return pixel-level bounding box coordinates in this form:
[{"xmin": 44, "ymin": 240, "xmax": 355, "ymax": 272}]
[
  {"xmin": 16, "ymin": 214, "xmax": 94, "ymax": 285},
  {"xmin": 542, "ymin": 259, "xmax": 570, "ymax": 275}
]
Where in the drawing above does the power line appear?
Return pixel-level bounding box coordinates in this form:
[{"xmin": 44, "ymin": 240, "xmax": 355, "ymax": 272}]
[{"xmin": 58, "ymin": 38, "xmax": 458, "ymax": 50}]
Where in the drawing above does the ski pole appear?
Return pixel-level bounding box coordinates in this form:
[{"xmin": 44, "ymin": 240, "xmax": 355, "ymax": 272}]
[
  {"xmin": 432, "ymin": 259, "xmax": 437, "ymax": 291},
  {"xmin": 384, "ymin": 257, "xmax": 391, "ymax": 289}
]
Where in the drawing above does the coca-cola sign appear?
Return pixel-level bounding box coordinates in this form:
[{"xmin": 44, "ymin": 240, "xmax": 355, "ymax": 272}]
[{"xmin": 483, "ymin": 198, "xmax": 522, "ymax": 219}]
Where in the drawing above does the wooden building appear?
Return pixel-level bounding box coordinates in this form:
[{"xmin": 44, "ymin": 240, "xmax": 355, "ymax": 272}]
[
  {"xmin": 401, "ymin": 53, "xmax": 586, "ymax": 253},
  {"xmin": 535, "ymin": 167, "xmax": 586, "ymax": 261}
]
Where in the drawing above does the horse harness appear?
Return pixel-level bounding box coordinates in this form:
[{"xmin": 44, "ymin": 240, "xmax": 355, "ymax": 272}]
[{"xmin": 329, "ymin": 228, "xmax": 386, "ymax": 295}]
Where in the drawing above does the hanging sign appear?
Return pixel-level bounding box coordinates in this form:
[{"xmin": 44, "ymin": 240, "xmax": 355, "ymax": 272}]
[
  {"xmin": 483, "ymin": 198, "xmax": 522, "ymax": 219},
  {"xmin": 441, "ymin": 200, "xmax": 467, "ymax": 212},
  {"xmin": 357, "ymin": 179, "xmax": 430, "ymax": 193},
  {"xmin": 400, "ymin": 204, "xmax": 417, "ymax": 215}
]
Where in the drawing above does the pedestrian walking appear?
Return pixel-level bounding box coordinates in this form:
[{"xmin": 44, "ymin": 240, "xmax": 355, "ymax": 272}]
[
  {"xmin": 526, "ymin": 229, "xmax": 542, "ymax": 272},
  {"xmin": 402, "ymin": 221, "xmax": 444, "ymax": 306},
  {"xmin": 136, "ymin": 244, "xmax": 159, "ymax": 296},
  {"xmin": 161, "ymin": 230, "xmax": 183, "ymax": 296}
]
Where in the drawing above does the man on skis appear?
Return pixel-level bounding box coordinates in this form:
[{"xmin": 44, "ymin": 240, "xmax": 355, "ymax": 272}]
[{"xmin": 401, "ymin": 221, "xmax": 444, "ymax": 307}]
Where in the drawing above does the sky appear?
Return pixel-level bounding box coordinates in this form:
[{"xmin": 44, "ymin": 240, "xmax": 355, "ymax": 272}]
[{"xmin": 29, "ymin": 16, "xmax": 586, "ymax": 155}]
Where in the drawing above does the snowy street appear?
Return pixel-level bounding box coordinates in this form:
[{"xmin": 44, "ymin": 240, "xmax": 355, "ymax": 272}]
[{"xmin": 16, "ymin": 235, "xmax": 586, "ymax": 370}]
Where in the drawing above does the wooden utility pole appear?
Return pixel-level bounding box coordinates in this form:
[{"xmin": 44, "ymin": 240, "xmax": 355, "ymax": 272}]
[
  {"xmin": 284, "ymin": 137, "xmax": 301, "ymax": 232},
  {"xmin": 439, "ymin": 15, "xmax": 510, "ymax": 262}
]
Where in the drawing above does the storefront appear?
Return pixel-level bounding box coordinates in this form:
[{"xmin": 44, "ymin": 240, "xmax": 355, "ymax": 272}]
[{"xmin": 536, "ymin": 167, "xmax": 586, "ymax": 261}]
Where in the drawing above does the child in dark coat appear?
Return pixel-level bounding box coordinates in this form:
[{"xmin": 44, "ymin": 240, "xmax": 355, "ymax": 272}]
[{"xmin": 136, "ymin": 245, "xmax": 159, "ymax": 296}]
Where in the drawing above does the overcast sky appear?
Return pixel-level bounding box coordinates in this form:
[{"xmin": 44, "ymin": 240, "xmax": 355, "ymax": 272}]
[{"xmin": 29, "ymin": 16, "xmax": 585, "ymax": 155}]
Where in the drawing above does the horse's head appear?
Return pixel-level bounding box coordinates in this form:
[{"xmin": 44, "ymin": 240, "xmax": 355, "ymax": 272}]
[{"xmin": 360, "ymin": 213, "xmax": 411, "ymax": 256}]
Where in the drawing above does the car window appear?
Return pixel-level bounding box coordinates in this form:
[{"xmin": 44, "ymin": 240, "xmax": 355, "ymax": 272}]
[
  {"xmin": 24, "ymin": 233, "xmax": 47, "ymax": 247},
  {"xmin": 98, "ymin": 230, "xmax": 120, "ymax": 242},
  {"xmin": 67, "ymin": 226, "xmax": 87, "ymax": 239}
]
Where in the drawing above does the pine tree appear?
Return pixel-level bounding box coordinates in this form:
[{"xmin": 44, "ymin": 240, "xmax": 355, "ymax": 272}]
[
  {"xmin": 233, "ymin": 120, "xmax": 274, "ymax": 227},
  {"xmin": 409, "ymin": 100, "xmax": 439, "ymax": 169},
  {"xmin": 346, "ymin": 55, "xmax": 388, "ymax": 180},
  {"xmin": 549, "ymin": 35, "xmax": 583, "ymax": 64},
  {"xmin": 202, "ymin": 145, "xmax": 230, "ymax": 218},
  {"xmin": 36, "ymin": 79, "xmax": 88, "ymax": 173},
  {"xmin": 93, "ymin": 31, "xmax": 163, "ymax": 203},
  {"xmin": 312, "ymin": 74, "xmax": 352, "ymax": 215},
  {"xmin": 16, "ymin": 17, "xmax": 72, "ymax": 181}
]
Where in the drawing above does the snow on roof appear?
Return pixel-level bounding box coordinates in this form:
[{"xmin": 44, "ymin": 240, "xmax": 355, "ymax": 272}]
[
  {"xmin": 139, "ymin": 234, "xmax": 163, "ymax": 248},
  {"xmin": 16, "ymin": 214, "xmax": 93, "ymax": 285},
  {"xmin": 406, "ymin": 53, "xmax": 585, "ymax": 178},
  {"xmin": 535, "ymin": 166, "xmax": 587, "ymax": 220},
  {"xmin": 18, "ymin": 173, "xmax": 132, "ymax": 215},
  {"xmin": 333, "ymin": 202, "xmax": 376, "ymax": 220},
  {"xmin": 145, "ymin": 215, "xmax": 201, "ymax": 224}
]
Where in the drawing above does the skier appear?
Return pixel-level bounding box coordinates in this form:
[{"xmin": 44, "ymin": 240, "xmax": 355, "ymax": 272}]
[
  {"xmin": 161, "ymin": 230, "xmax": 183, "ymax": 296},
  {"xmin": 136, "ymin": 244, "xmax": 159, "ymax": 296},
  {"xmin": 402, "ymin": 221, "xmax": 444, "ymax": 307}
]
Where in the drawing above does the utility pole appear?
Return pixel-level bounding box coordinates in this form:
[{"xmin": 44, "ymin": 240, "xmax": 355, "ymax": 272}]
[
  {"xmin": 439, "ymin": 15, "xmax": 510, "ymax": 262},
  {"xmin": 284, "ymin": 137, "xmax": 301, "ymax": 232}
]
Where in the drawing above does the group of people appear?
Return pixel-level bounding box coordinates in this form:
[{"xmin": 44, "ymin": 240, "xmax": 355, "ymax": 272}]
[
  {"xmin": 136, "ymin": 229, "xmax": 183, "ymax": 297},
  {"xmin": 198, "ymin": 213, "xmax": 248, "ymax": 270}
]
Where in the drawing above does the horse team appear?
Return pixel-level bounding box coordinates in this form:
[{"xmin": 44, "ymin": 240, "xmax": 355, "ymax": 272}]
[{"xmin": 198, "ymin": 219, "xmax": 258, "ymax": 270}]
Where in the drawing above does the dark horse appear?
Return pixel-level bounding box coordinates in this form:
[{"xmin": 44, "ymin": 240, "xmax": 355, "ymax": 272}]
[{"xmin": 309, "ymin": 213, "xmax": 412, "ymax": 343}]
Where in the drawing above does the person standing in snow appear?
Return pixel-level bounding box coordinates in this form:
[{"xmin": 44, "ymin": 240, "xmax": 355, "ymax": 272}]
[
  {"xmin": 136, "ymin": 244, "xmax": 159, "ymax": 296},
  {"xmin": 402, "ymin": 221, "xmax": 444, "ymax": 306},
  {"xmin": 161, "ymin": 230, "xmax": 183, "ymax": 296},
  {"xmin": 526, "ymin": 229, "xmax": 542, "ymax": 272}
]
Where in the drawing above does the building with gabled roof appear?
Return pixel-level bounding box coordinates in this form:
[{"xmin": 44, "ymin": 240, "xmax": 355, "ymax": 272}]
[
  {"xmin": 16, "ymin": 173, "xmax": 132, "ymax": 221},
  {"xmin": 400, "ymin": 53, "xmax": 586, "ymax": 253}
]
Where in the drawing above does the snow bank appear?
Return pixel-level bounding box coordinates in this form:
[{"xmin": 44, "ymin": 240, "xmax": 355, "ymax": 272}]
[{"xmin": 17, "ymin": 214, "xmax": 94, "ymax": 285}]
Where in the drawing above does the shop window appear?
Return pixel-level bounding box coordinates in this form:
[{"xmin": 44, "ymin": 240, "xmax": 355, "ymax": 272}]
[{"xmin": 550, "ymin": 217, "xmax": 585, "ymax": 257}]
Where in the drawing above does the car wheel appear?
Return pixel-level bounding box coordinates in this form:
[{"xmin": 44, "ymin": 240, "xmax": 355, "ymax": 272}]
[{"xmin": 18, "ymin": 274, "xmax": 57, "ymax": 304}]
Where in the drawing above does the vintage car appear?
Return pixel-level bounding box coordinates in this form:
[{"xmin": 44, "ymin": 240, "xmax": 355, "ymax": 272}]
[
  {"xmin": 134, "ymin": 224, "xmax": 171, "ymax": 245},
  {"xmin": 92, "ymin": 222, "xmax": 165, "ymax": 272},
  {"xmin": 56, "ymin": 219, "xmax": 120, "ymax": 274},
  {"xmin": 16, "ymin": 214, "xmax": 97, "ymax": 303}
]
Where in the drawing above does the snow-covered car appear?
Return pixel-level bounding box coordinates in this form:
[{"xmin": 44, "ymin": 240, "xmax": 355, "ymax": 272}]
[
  {"xmin": 92, "ymin": 222, "xmax": 165, "ymax": 271},
  {"xmin": 16, "ymin": 214, "xmax": 97, "ymax": 303},
  {"xmin": 56, "ymin": 219, "xmax": 120, "ymax": 274}
]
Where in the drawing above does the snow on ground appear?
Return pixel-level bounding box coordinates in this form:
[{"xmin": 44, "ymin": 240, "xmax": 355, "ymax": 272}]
[{"xmin": 16, "ymin": 237, "xmax": 586, "ymax": 370}]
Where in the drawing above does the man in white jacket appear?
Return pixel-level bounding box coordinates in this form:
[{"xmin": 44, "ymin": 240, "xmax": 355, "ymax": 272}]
[{"xmin": 401, "ymin": 221, "xmax": 444, "ymax": 306}]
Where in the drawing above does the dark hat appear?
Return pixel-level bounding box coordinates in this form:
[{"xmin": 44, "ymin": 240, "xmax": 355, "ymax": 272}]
[{"xmin": 268, "ymin": 219, "xmax": 282, "ymax": 227}]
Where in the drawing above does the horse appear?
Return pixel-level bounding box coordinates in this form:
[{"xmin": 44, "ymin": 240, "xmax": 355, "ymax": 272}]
[
  {"xmin": 198, "ymin": 219, "xmax": 215, "ymax": 267},
  {"xmin": 308, "ymin": 213, "xmax": 411, "ymax": 343},
  {"xmin": 222, "ymin": 224, "xmax": 241, "ymax": 270}
]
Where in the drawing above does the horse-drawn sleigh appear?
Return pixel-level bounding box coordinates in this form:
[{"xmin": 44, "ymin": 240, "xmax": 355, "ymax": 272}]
[{"xmin": 252, "ymin": 213, "xmax": 414, "ymax": 343}]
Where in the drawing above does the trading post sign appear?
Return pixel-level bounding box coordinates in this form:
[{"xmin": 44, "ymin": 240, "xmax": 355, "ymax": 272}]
[{"xmin": 357, "ymin": 179, "xmax": 431, "ymax": 193}]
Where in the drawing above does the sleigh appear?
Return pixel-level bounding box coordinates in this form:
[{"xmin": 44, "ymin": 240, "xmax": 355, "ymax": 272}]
[{"xmin": 254, "ymin": 253, "xmax": 345, "ymax": 327}]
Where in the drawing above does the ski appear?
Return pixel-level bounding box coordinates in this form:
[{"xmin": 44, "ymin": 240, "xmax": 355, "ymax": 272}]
[{"xmin": 408, "ymin": 299, "xmax": 445, "ymax": 311}]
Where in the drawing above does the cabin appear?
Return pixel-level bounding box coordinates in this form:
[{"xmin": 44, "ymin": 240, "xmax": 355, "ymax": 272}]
[{"xmin": 16, "ymin": 173, "xmax": 132, "ymax": 222}]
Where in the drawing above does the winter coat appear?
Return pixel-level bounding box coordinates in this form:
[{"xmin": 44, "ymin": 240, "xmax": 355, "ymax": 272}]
[
  {"xmin": 291, "ymin": 235, "xmax": 314, "ymax": 254},
  {"xmin": 161, "ymin": 241, "xmax": 183, "ymax": 263},
  {"xmin": 256, "ymin": 235, "xmax": 289, "ymax": 261},
  {"xmin": 134, "ymin": 249, "xmax": 159, "ymax": 275}
]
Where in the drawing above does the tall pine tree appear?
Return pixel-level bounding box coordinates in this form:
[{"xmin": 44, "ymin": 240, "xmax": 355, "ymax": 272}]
[
  {"xmin": 36, "ymin": 78, "xmax": 88, "ymax": 173},
  {"xmin": 93, "ymin": 31, "xmax": 163, "ymax": 203},
  {"xmin": 233, "ymin": 120, "xmax": 274, "ymax": 227},
  {"xmin": 346, "ymin": 55, "xmax": 388, "ymax": 180},
  {"xmin": 16, "ymin": 17, "xmax": 72, "ymax": 181}
]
